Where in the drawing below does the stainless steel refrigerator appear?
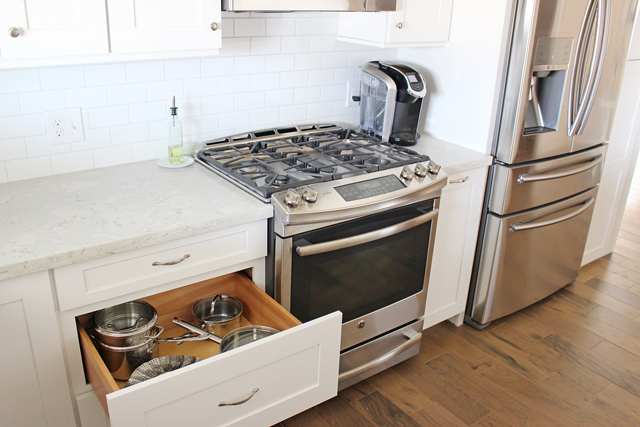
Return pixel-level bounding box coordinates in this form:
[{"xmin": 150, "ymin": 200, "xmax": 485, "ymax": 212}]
[{"xmin": 466, "ymin": 0, "xmax": 638, "ymax": 328}]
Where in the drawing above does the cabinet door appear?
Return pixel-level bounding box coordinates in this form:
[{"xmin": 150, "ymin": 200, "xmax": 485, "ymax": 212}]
[
  {"xmin": 388, "ymin": 0, "xmax": 453, "ymax": 44},
  {"xmin": 0, "ymin": 271, "xmax": 75, "ymax": 426},
  {"xmin": 107, "ymin": 0, "xmax": 221, "ymax": 53},
  {"xmin": 0, "ymin": 0, "xmax": 108, "ymax": 58},
  {"xmin": 424, "ymin": 167, "xmax": 487, "ymax": 328}
]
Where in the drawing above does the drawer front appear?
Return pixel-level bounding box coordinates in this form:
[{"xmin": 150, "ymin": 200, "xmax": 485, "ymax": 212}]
[
  {"xmin": 55, "ymin": 221, "xmax": 266, "ymax": 311},
  {"xmin": 106, "ymin": 312, "xmax": 342, "ymax": 427}
]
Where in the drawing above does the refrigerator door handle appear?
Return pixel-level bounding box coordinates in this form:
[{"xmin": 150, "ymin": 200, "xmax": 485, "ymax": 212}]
[
  {"xmin": 509, "ymin": 197, "xmax": 595, "ymax": 232},
  {"xmin": 517, "ymin": 154, "xmax": 603, "ymax": 183},
  {"xmin": 569, "ymin": 0, "xmax": 610, "ymax": 136}
]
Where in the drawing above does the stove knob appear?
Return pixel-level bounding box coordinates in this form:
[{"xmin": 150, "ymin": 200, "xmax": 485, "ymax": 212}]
[
  {"xmin": 427, "ymin": 160, "xmax": 441, "ymax": 175},
  {"xmin": 302, "ymin": 188, "xmax": 318, "ymax": 203},
  {"xmin": 414, "ymin": 162, "xmax": 428, "ymax": 178},
  {"xmin": 283, "ymin": 189, "xmax": 301, "ymax": 208},
  {"xmin": 400, "ymin": 165, "xmax": 414, "ymax": 181}
]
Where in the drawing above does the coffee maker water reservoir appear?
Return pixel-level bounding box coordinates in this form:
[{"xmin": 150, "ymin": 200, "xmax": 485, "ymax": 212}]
[{"xmin": 358, "ymin": 61, "xmax": 427, "ymax": 146}]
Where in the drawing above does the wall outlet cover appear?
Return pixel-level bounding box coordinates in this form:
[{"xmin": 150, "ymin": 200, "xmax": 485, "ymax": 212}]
[{"xmin": 45, "ymin": 108, "xmax": 85, "ymax": 145}]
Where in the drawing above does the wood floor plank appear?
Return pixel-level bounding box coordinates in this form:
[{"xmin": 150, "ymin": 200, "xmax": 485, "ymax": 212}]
[
  {"xmin": 597, "ymin": 383, "xmax": 640, "ymax": 421},
  {"xmin": 310, "ymin": 395, "xmax": 375, "ymax": 427},
  {"xmin": 365, "ymin": 363, "xmax": 435, "ymax": 416},
  {"xmin": 470, "ymin": 412, "xmax": 517, "ymax": 427},
  {"xmin": 502, "ymin": 311, "xmax": 553, "ymax": 340},
  {"xmin": 422, "ymin": 323, "xmax": 497, "ymax": 373},
  {"xmin": 421, "ymin": 353, "xmax": 562, "ymax": 427},
  {"xmin": 413, "ymin": 329, "xmax": 446, "ymax": 364},
  {"xmin": 392, "ymin": 357, "xmax": 492, "ymax": 425},
  {"xmin": 537, "ymin": 373, "xmax": 640, "ymax": 427},
  {"xmin": 583, "ymin": 277, "xmax": 640, "ymax": 309},
  {"xmin": 338, "ymin": 380, "xmax": 376, "ymax": 403},
  {"xmin": 580, "ymin": 263, "xmax": 637, "ymax": 289},
  {"xmin": 564, "ymin": 281, "xmax": 640, "ymax": 319},
  {"xmin": 588, "ymin": 305, "xmax": 640, "ymax": 341},
  {"xmin": 409, "ymin": 404, "xmax": 469, "ymax": 427},
  {"xmin": 350, "ymin": 391, "xmax": 422, "ymax": 427},
  {"xmin": 592, "ymin": 339, "xmax": 640, "ymax": 375},
  {"xmin": 480, "ymin": 364, "xmax": 603, "ymax": 427},
  {"xmin": 592, "ymin": 257, "xmax": 640, "ymax": 284},
  {"xmin": 541, "ymin": 333, "xmax": 640, "ymax": 399},
  {"xmin": 280, "ymin": 408, "xmax": 331, "ymax": 427}
]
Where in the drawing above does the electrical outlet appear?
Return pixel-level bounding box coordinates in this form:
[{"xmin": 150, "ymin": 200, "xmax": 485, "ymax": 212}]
[
  {"xmin": 346, "ymin": 80, "xmax": 360, "ymax": 108},
  {"xmin": 45, "ymin": 108, "xmax": 85, "ymax": 144}
]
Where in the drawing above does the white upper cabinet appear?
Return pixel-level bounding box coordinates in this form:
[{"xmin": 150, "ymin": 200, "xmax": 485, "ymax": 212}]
[
  {"xmin": 107, "ymin": 0, "xmax": 221, "ymax": 54},
  {"xmin": 0, "ymin": 0, "xmax": 109, "ymax": 58},
  {"xmin": 337, "ymin": 0, "xmax": 453, "ymax": 48}
]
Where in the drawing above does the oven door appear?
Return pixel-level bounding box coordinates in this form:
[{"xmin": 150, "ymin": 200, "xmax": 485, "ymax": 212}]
[{"xmin": 275, "ymin": 199, "xmax": 439, "ymax": 351}]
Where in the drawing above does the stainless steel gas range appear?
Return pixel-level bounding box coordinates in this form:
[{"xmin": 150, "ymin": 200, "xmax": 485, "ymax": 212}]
[{"xmin": 196, "ymin": 124, "xmax": 446, "ymax": 389}]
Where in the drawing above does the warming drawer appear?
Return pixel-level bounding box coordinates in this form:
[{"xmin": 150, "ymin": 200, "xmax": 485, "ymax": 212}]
[{"xmin": 76, "ymin": 272, "xmax": 341, "ymax": 427}]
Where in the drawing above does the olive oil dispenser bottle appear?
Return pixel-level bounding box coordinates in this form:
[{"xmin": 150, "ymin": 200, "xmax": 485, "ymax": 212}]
[{"xmin": 168, "ymin": 96, "xmax": 183, "ymax": 165}]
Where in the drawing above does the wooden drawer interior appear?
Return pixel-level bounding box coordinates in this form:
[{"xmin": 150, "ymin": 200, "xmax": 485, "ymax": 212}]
[{"xmin": 77, "ymin": 271, "xmax": 300, "ymax": 414}]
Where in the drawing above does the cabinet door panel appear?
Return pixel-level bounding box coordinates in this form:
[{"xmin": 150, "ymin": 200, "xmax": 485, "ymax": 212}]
[
  {"xmin": 108, "ymin": 0, "xmax": 221, "ymax": 53},
  {"xmin": 0, "ymin": 0, "xmax": 108, "ymax": 58},
  {"xmin": 0, "ymin": 272, "xmax": 75, "ymax": 426},
  {"xmin": 388, "ymin": 0, "xmax": 453, "ymax": 44}
]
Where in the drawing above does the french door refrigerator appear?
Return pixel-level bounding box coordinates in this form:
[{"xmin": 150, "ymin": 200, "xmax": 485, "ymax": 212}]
[{"xmin": 466, "ymin": 0, "xmax": 638, "ymax": 328}]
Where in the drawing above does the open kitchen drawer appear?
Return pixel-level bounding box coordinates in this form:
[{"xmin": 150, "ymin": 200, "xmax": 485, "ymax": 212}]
[{"xmin": 76, "ymin": 272, "xmax": 342, "ymax": 427}]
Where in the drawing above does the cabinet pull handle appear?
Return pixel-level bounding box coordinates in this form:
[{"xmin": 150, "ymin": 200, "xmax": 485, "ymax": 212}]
[
  {"xmin": 8, "ymin": 27, "xmax": 20, "ymax": 38},
  {"xmin": 396, "ymin": 22, "xmax": 403, "ymax": 29},
  {"xmin": 449, "ymin": 176, "xmax": 469, "ymax": 184},
  {"xmin": 210, "ymin": 22, "xmax": 219, "ymax": 31},
  {"xmin": 152, "ymin": 254, "xmax": 190, "ymax": 266},
  {"xmin": 219, "ymin": 388, "xmax": 260, "ymax": 406}
]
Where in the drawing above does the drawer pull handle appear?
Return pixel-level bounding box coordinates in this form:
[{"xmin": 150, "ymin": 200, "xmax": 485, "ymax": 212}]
[
  {"xmin": 152, "ymin": 254, "xmax": 190, "ymax": 266},
  {"xmin": 449, "ymin": 176, "xmax": 469, "ymax": 184},
  {"xmin": 219, "ymin": 388, "xmax": 260, "ymax": 406}
]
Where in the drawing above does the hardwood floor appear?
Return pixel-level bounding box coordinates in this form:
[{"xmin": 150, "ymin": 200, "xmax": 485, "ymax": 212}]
[{"xmin": 279, "ymin": 172, "xmax": 640, "ymax": 426}]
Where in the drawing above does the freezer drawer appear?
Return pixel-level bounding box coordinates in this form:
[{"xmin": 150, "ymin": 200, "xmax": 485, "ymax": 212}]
[
  {"xmin": 77, "ymin": 272, "xmax": 341, "ymax": 427},
  {"xmin": 490, "ymin": 145, "xmax": 605, "ymax": 215},
  {"xmin": 470, "ymin": 187, "xmax": 597, "ymax": 326}
]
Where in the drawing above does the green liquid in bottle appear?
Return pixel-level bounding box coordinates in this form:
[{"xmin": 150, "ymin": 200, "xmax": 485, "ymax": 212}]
[{"xmin": 168, "ymin": 144, "xmax": 183, "ymax": 165}]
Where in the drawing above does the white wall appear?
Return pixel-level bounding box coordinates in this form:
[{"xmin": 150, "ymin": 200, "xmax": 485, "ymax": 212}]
[
  {"xmin": 396, "ymin": 0, "xmax": 512, "ymax": 154},
  {"xmin": 0, "ymin": 13, "xmax": 397, "ymax": 183}
]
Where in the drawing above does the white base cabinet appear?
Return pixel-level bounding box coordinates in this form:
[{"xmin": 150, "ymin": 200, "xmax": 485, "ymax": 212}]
[
  {"xmin": 56, "ymin": 220, "xmax": 342, "ymax": 427},
  {"xmin": 424, "ymin": 167, "xmax": 488, "ymax": 328},
  {"xmin": 0, "ymin": 271, "xmax": 75, "ymax": 427},
  {"xmin": 337, "ymin": 0, "xmax": 453, "ymax": 48}
]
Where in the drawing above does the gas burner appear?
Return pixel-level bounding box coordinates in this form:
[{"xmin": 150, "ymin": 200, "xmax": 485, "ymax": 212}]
[
  {"xmin": 237, "ymin": 161, "xmax": 259, "ymax": 174},
  {"xmin": 364, "ymin": 157, "xmax": 391, "ymax": 167},
  {"xmin": 273, "ymin": 175, "xmax": 290, "ymax": 185},
  {"xmin": 320, "ymin": 166, "xmax": 336, "ymax": 174}
]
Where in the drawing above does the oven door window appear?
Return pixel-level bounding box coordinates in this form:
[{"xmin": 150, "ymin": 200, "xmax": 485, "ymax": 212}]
[{"xmin": 290, "ymin": 200, "xmax": 434, "ymax": 323}]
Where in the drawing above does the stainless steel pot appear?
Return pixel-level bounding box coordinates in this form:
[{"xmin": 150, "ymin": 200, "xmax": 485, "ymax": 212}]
[
  {"xmin": 192, "ymin": 295, "xmax": 243, "ymax": 337},
  {"xmin": 167, "ymin": 318, "xmax": 278, "ymax": 352},
  {"xmin": 91, "ymin": 300, "xmax": 164, "ymax": 380}
]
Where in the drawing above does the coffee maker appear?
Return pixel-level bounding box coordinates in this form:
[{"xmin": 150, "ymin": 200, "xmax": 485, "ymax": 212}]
[{"xmin": 358, "ymin": 61, "xmax": 426, "ymax": 146}]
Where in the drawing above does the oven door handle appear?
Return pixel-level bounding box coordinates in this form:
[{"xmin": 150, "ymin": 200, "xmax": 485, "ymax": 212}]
[
  {"xmin": 295, "ymin": 209, "xmax": 439, "ymax": 257},
  {"xmin": 338, "ymin": 331, "xmax": 423, "ymax": 383}
]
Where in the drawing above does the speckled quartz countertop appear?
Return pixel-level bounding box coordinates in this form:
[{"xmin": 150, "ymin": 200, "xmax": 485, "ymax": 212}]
[
  {"xmin": 0, "ymin": 138, "xmax": 491, "ymax": 282},
  {"xmin": 0, "ymin": 159, "xmax": 273, "ymax": 281},
  {"xmin": 412, "ymin": 135, "xmax": 493, "ymax": 175}
]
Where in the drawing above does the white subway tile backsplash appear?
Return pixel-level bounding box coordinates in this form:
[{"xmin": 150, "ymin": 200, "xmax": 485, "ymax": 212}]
[
  {"xmin": 218, "ymin": 111, "xmax": 251, "ymax": 131},
  {"xmin": 165, "ymin": 59, "xmax": 202, "ymax": 80},
  {"xmin": 126, "ymin": 61, "xmax": 165, "ymax": 83},
  {"xmin": 129, "ymin": 101, "xmax": 166, "ymax": 124},
  {"xmin": 279, "ymin": 71, "xmax": 308, "ymax": 89},
  {"xmin": 234, "ymin": 19, "xmax": 266, "ymax": 37},
  {"xmin": 93, "ymin": 145, "xmax": 133, "ymax": 169},
  {"xmin": 0, "ymin": 94, "xmax": 19, "ymax": 117},
  {"xmin": 84, "ymin": 64, "xmax": 127, "ymax": 87},
  {"xmin": 250, "ymin": 73, "xmax": 280, "ymax": 91},
  {"xmin": 0, "ymin": 114, "xmax": 46, "ymax": 139},
  {"xmin": 294, "ymin": 87, "xmax": 321, "ymax": 104},
  {"xmin": 19, "ymin": 90, "xmax": 65, "ymax": 114},
  {"xmin": 265, "ymin": 54, "xmax": 295, "ymax": 72},
  {"xmin": 266, "ymin": 18, "xmax": 296, "ymax": 36},
  {"xmin": 111, "ymin": 123, "xmax": 150, "ymax": 145},
  {"xmin": 107, "ymin": 83, "xmax": 147, "ymax": 106},
  {"xmin": 51, "ymin": 150, "xmax": 94, "ymax": 175},
  {"xmin": 264, "ymin": 89, "xmax": 293, "ymax": 107},
  {"xmin": 65, "ymin": 87, "xmax": 108, "ymax": 109},
  {"xmin": 235, "ymin": 92, "xmax": 265, "ymax": 111},
  {"xmin": 295, "ymin": 53, "xmax": 323, "ymax": 71},
  {"xmin": 39, "ymin": 66, "xmax": 85, "ymax": 90},
  {"xmin": 0, "ymin": 137, "xmax": 27, "ymax": 161},
  {"xmin": 146, "ymin": 80, "xmax": 184, "ymax": 101},
  {"xmin": 0, "ymin": 69, "xmax": 40, "ymax": 94},
  {"xmin": 6, "ymin": 156, "xmax": 52, "ymax": 181},
  {"xmin": 234, "ymin": 56, "xmax": 266, "ymax": 74},
  {"xmin": 250, "ymin": 37, "xmax": 281, "ymax": 55},
  {"xmin": 0, "ymin": 15, "xmax": 399, "ymax": 182},
  {"xmin": 88, "ymin": 105, "xmax": 129, "ymax": 128}
]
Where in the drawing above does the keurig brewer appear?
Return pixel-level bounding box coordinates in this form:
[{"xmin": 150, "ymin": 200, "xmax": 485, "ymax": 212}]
[{"xmin": 359, "ymin": 61, "xmax": 426, "ymax": 146}]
